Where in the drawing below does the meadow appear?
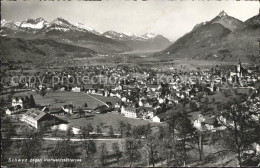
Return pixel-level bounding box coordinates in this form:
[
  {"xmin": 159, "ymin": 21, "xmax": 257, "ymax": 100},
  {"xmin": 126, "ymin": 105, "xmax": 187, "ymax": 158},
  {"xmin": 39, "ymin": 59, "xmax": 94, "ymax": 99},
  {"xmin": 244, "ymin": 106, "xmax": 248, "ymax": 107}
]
[{"xmin": 8, "ymin": 90, "xmax": 120, "ymax": 109}]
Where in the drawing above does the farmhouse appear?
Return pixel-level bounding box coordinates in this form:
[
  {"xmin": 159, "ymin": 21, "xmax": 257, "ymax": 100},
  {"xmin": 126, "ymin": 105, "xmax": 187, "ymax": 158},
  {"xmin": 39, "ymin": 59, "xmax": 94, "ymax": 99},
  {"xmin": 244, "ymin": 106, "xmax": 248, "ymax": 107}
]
[
  {"xmin": 48, "ymin": 108, "xmax": 66, "ymax": 116},
  {"xmin": 6, "ymin": 107, "xmax": 15, "ymax": 115},
  {"xmin": 121, "ymin": 106, "xmax": 137, "ymax": 118},
  {"xmin": 62, "ymin": 104, "xmax": 73, "ymax": 114},
  {"xmin": 12, "ymin": 97, "xmax": 23, "ymax": 108},
  {"xmin": 93, "ymin": 105, "xmax": 110, "ymax": 113},
  {"xmin": 151, "ymin": 116, "xmax": 161, "ymax": 123},
  {"xmin": 72, "ymin": 87, "xmax": 81, "ymax": 92},
  {"xmin": 21, "ymin": 109, "xmax": 54, "ymax": 129}
]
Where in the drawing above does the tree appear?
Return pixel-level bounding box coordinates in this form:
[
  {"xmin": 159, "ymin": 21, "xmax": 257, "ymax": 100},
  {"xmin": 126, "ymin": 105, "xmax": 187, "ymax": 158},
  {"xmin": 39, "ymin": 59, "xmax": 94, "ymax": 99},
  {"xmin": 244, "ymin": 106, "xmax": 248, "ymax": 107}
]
[
  {"xmin": 29, "ymin": 95, "xmax": 36, "ymax": 108},
  {"xmin": 48, "ymin": 137, "xmax": 79, "ymax": 167},
  {"xmin": 80, "ymin": 127, "xmax": 88, "ymax": 139},
  {"xmin": 66, "ymin": 125, "xmax": 73, "ymax": 138},
  {"xmin": 215, "ymin": 95, "xmax": 259, "ymax": 167},
  {"xmin": 97, "ymin": 143, "xmax": 108, "ymax": 166},
  {"xmin": 2, "ymin": 117, "xmax": 15, "ymax": 153},
  {"xmin": 124, "ymin": 138, "xmax": 142, "ymax": 167},
  {"xmin": 167, "ymin": 108, "xmax": 195, "ymax": 166},
  {"xmin": 96, "ymin": 125, "xmax": 102, "ymax": 136},
  {"xmin": 83, "ymin": 140, "xmax": 96, "ymax": 156},
  {"xmin": 190, "ymin": 101, "xmax": 198, "ymax": 112},
  {"xmin": 157, "ymin": 135, "xmax": 176, "ymax": 166},
  {"xmin": 20, "ymin": 132, "xmax": 43, "ymax": 167},
  {"xmin": 125, "ymin": 123, "xmax": 132, "ymax": 137},
  {"xmin": 108, "ymin": 125, "xmax": 114, "ymax": 137},
  {"xmin": 144, "ymin": 123, "xmax": 152, "ymax": 138},
  {"xmin": 112, "ymin": 142, "xmax": 122, "ymax": 166},
  {"xmin": 144, "ymin": 134, "xmax": 160, "ymax": 167},
  {"xmin": 23, "ymin": 96, "xmax": 30, "ymax": 108},
  {"xmin": 7, "ymin": 94, "xmax": 13, "ymax": 103},
  {"xmin": 16, "ymin": 139, "xmax": 22, "ymax": 153},
  {"xmin": 86, "ymin": 124, "xmax": 94, "ymax": 137},
  {"xmin": 79, "ymin": 124, "xmax": 93, "ymax": 139},
  {"xmin": 118, "ymin": 121, "xmax": 126, "ymax": 137},
  {"xmin": 77, "ymin": 108, "xmax": 85, "ymax": 118},
  {"xmin": 52, "ymin": 127, "xmax": 59, "ymax": 137},
  {"xmin": 39, "ymin": 87, "xmax": 47, "ymax": 97},
  {"xmin": 175, "ymin": 113, "xmax": 195, "ymax": 166},
  {"xmin": 81, "ymin": 139, "xmax": 97, "ymax": 166},
  {"xmin": 40, "ymin": 120, "xmax": 53, "ymax": 134}
]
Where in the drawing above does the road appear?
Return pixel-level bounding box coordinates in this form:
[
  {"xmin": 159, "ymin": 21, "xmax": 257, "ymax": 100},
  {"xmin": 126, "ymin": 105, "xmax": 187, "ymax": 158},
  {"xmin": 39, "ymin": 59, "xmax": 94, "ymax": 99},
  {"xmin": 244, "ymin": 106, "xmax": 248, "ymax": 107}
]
[
  {"xmin": 82, "ymin": 92, "xmax": 109, "ymax": 107},
  {"xmin": 11, "ymin": 137, "xmax": 122, "ymax": 141}
]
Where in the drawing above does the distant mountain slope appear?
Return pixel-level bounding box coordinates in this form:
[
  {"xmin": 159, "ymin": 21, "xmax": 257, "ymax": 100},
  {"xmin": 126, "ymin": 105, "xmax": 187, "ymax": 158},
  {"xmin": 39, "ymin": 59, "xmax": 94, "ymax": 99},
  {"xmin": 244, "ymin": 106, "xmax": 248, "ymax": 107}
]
[
  {"xmin": 222, "ymin": 14, "xmax": 260, "ymax": 62},
  {"xmin": 210, "ymin": 10, "xmax": 243, "ymax": 31},
  {"xmin": 157, "ymin": 11, "xmax": 259, "ymax": 63},
  {"xmin": 1, "ymin": 17, "xmax": 171, "ymax": 53},
  {"xmin": 0, "ymin": 36, "xmax": 97, "ymax": 63},
  {"xmin": 0, "ymin": 18, "xmax": 131, "ymax": 53},
  {"xmin": 103, "ymin": 31, "xmax": 171, "ymax": 50},
  {"xmin": 160, "ymin": 22, "xmax": 231, "ymax": 60},
  {"xmin": 121, "ymin": 35, "xmax": 172, "ymax": 51}
]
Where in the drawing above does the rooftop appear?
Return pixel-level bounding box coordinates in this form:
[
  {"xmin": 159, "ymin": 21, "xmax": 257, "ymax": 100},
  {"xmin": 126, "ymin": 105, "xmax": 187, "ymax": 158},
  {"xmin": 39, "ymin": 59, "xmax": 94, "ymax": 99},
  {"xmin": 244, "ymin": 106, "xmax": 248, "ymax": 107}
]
[{"xmin": 23, "ymin": 108, "xmax": 47, "ymax": 121}]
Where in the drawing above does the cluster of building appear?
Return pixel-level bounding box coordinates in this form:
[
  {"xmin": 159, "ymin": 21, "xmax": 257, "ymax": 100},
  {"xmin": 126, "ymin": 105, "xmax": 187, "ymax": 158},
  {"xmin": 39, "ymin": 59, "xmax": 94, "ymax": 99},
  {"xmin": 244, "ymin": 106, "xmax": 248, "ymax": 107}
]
[{"xmin": 3, "ymin": 62, "xmax": 260, "ymax": 129}]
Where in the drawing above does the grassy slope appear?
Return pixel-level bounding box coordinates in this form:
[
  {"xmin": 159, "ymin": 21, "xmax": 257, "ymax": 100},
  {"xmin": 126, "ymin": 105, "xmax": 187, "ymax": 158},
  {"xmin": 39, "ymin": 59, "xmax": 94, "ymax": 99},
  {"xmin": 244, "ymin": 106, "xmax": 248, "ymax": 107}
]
[
  {"xmin": 0, "ymin": 36, "xmax": 97, "ymax": 63},
  {"xmin": 10, "ymin": 91, "xmax": 120, "ymax": 109},
  {"xmin": 158, "ymin": 15, "xmax": 259, "ymax": 63}
]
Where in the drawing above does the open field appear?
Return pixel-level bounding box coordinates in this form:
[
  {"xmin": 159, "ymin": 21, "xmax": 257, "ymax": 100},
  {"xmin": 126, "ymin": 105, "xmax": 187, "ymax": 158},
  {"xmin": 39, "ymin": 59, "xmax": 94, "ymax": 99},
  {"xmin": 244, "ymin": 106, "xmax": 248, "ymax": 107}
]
[
  {"xmin": 6, "ymin": 91, "xmax": 120, "ymax": 109},
  {"xmin": 60, "ymin": 112, "xmax": 163, "ymax": 133},
  {"xmin": 120, "ymin": 49, "xmax": 159, "ymax": 55}
]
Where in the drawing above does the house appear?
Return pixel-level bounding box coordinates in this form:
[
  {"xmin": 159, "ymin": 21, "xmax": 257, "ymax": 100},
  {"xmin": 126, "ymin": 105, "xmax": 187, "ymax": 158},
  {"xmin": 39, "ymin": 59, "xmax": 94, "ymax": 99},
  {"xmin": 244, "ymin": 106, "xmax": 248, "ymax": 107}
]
[
  {"xmin": 48, "ymin": 108, "xmax": 66, "ymax": 116},
  {"xmin": 21, "ymin": 109, "xmax": 54, "ymax": 129},
  {"xmin": 121, "ymin": 106, "xmax": 137, "ymax": 118},
  {"xmin": 6, "ymin": 108, "xmax": 14, "ymax": 115},
  {"xmin": 5, "ymin": 107, "xmax": 27, "ymax": 115},
  {"xmin": 151, "ymin": 116, "xmax": 161, "ymax": 123},
  {"xmin": 62, "ymin": 104, "xmax": 73, "ymax": 114},
  {"xmin": 194, "ymin": 114, "xmax": 206, "ymax": 130},
  {"xmin": 93, "ymin": 105, "xmax": 110, "ymax": 113},
  {"xmin": 72, "ymin": 87, "xmax": 81, "ymax": 92},
  {"xmin": 193, "ymin": 114, "xmax": 217, "ymax": 131},
  {"xmin": 217, "ymin": 114, "xmax": 234, "ymax": 127},
  {"xmin": 142, "ymin": 107, "xmax": 154, "ymax": 119},
  {"xmin": 12, "ymin": 97, "xmax": 23, "ymax": 108}
]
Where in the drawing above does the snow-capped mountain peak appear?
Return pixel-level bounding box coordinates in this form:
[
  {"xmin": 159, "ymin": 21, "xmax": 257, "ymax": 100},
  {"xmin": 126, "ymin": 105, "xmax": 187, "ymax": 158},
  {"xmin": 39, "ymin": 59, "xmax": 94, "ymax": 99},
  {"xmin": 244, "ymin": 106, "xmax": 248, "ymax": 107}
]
[
  {"xmin": 73, "ymin": 22, "xmax": 102, "ymax": 35},
  {"xmin": 1, "ymin": 19, "xmax": 19, "ymax": 30},
  {"xmin": 140, "ymin": 33, "xmax": 157, "ymax": 39},
  {"xmin": 51, "ymin": 17, "xmax": 70, "ymax": 25},
  {"xmin": 20, "ymin": 17, "xmax": 48, "ymax": 29},
  {"xmin": 123, "ymin": 32, "xmax": 134, "ymax": 36},
  {"xmin": 103, "ymin": 31, "xmax": 159, "ymax": 41},
  {"xmin": 15, "ymin": 22, "xmax": 21, "ymax": 26},
  {"xmin": 75, "ymin": 22, "xmax": 94, "ymax": 31}
]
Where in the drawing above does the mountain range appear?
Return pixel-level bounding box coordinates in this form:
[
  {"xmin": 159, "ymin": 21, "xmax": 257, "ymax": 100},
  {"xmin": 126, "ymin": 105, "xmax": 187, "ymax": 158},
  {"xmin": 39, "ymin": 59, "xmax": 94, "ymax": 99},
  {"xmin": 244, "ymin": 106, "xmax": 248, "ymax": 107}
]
[
  {"xmin": 157, "ymin": 11, "xmax": 259, "ymax": 63},
  {"xmin": 1, "ymin": 11, "xmax": 259, "ymax": 64},
  {"xmin": 0, "ymin": 17, "xmax": 171, "ymax": 57}
]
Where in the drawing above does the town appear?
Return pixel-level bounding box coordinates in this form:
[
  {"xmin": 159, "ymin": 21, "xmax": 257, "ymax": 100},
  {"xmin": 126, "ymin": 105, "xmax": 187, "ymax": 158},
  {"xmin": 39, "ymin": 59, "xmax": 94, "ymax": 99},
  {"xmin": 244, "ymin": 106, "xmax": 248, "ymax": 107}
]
[
  {"xmin": 1, "ymin": 1, "xmax": 259, "ymax": 167},
  {"xmin": 1, "ymin": 60, "xmax": 260, "ymax": 167}
]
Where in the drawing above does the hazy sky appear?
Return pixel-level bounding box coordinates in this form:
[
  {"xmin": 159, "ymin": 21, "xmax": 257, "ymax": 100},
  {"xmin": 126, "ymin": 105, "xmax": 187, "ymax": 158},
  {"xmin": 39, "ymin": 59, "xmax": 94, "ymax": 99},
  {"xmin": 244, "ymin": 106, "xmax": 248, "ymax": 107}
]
[{"xmin": 1, "ymin": 1, "xmax": 259, "ymax": 41}]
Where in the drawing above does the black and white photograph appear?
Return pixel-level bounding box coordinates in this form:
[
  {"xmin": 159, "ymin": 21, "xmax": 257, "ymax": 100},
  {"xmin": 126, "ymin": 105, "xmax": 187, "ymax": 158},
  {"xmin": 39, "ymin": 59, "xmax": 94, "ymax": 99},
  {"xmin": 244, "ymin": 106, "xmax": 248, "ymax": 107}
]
[{"xmin": 0, "ymin": 0, "xmax": 259, "ymax": 167}]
